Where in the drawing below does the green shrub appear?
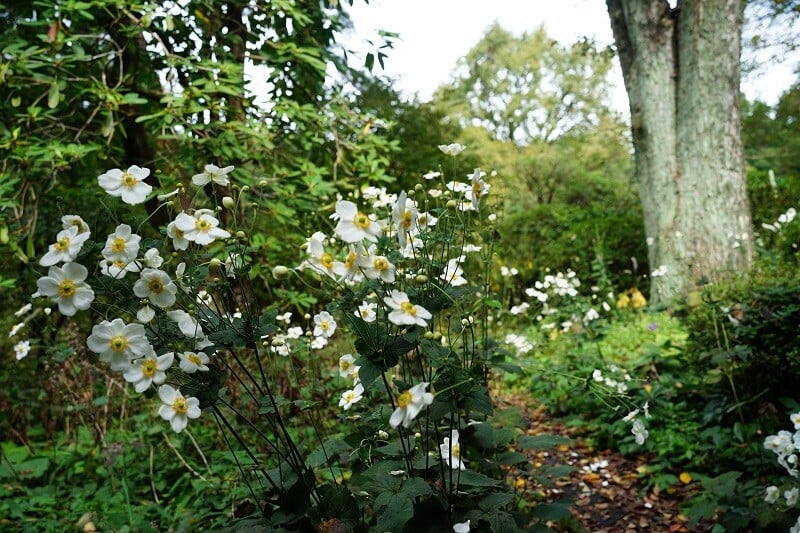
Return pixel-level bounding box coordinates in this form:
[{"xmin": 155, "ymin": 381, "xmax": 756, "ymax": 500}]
[{"xmin": 498, "ymin": 199, "xmax": 647, "ymax": 293}]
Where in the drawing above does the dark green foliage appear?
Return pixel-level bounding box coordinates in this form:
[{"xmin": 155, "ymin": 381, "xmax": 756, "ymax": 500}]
[
  {"xmin": 498, "ymin": 175, "xmax": 646, "ymax": 291},
  {"xmin": 684, "ymin": 265, "xmax": 800, "ymax": 416}
]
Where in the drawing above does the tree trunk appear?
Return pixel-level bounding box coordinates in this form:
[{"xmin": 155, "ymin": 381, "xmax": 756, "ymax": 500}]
[{"xmin": 606, "ymin": 0, "xmax": 753, "ymax": 304}]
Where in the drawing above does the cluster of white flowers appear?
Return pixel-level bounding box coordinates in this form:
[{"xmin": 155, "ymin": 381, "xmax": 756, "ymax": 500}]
[
  {"xmin": 762, "ymin": 207, "xmax": 797, "ymax": 233},
  {"xmin": 22, "ymin": 163, "xmax": 241, "ymax": 432},
  {"xmin": 503, "ymin": 333, "xmax": 534, "ymax": 355},
  {"xmin": 592, "ymin": 365, "xmax": 632, "ymax": 394},
  {"xmin": 621, "ymin": 402, "xmax": 651, "ymax": 446},
  {"xmin": 764, "ymin": 412, "xmax": 800, "ymax": 530}
]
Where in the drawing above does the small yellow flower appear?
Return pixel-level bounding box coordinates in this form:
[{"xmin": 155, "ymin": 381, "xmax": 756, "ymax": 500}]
[
  {"xmin": 616, "ymin": 292, "xmax": 630, "ymax": 309},
  {"xmin": 629, "ymin": 288, "xmax": 647, "ymax": 309},
  {"xmin": 679, "ymin": 472, "xmax": 692, "ymax": 484}
]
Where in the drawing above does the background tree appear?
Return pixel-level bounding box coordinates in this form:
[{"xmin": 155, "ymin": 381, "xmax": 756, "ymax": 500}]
[{"xmin": 606, "ymin": 0, "xmax": 755, "ymax": 303}]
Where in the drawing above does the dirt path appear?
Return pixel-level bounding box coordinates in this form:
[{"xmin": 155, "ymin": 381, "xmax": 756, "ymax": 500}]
[{"xmin": 500, "ymin": 394, "xmax": 705, "ymax": 532}]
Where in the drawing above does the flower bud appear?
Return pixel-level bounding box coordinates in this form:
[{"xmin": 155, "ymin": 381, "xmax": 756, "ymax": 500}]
[
  {"xmin": 415, "ymin": 274, "xmax": 428, "ymax": 284},
  {"xmin": 240, "ymin": 185, "xmax": 250, "ymax": 192},
  {"xmin": 446, "ymin": 199, "xmax": 458, "ymax": 209},
  {"xmin": 209, "ymin": 257, "xmax": 223, "ymax": 268},
  {"xmin": 414, "ymin": 183, "xmax": 424, "ymax": 192},
  {"xmin": 236, "ymin": 231, "xmax": 246, "ymax": 239},
  {"xmin": 259, "ymin": 180, "xmax": 268, "ymax": 187},
  {"xmin": 272, "ymin": 265, "xmax": 290, "ymax": 279},
  {"xmin": 222, "ymin": 196, "xmax": 235, "ymax": 209}
]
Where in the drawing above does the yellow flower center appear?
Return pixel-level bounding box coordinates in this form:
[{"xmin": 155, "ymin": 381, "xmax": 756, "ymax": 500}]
[
  {"xmin": 172, "ymin": 397, "xmax": 188, "ymax": 415},
  {"xmin": 188, "ymin": 353, "xmax": 202, "ymax": 365},
  {"xmin": 147, "ymin": 278, "xmax": 164, "ymax": 294},
  {"xmin": 319, "ymin": 321, "xmax": 330, "ymax": 332},
  {"xmin": 321, "ymin": 252, "xmax": 334, "ymax": 270},
  {"xmin": 373, "ymin": 257, "xmax": 388, "ymax": 271},
  {"xmin": 344, "ymin": 251, "xmax": 357, "ymax": 269},
  {"xmin": 451, "ymin": 443, "xmax": 461, "ymax": 458},
  {"xmin": 111, "ymin": 237, "xmax": 126, "ymax": 253},
  {"xmin": 174, "ymin": 228, "xmax": 184, "ymax": 238},
  {"xmin": 354, "ymin": 212, "xmax": 371, "ymax": 230},
  {"xmin": 400, "ymin": 301, "xmax": 417, "ymax": 316},
  {"xmin": 141, "ymin": 359, "xmax": 157, "ymax": 378},
  {"xmin": 110, "ymin": 336, "xmax": 128, "ymax": 352},
  {"xmin": 57, "ymin": 279, "xmax": 76, "ymax": 297},
  {"xmin": 195, "ymin": 218, "xmax": 211, "ymax": 232},
  {"xmin": 401, "ymin": 209, "xmax": 413, "ymax": 229},
  {"xmin": 396, "ymin": 391, "xmax": 412, "ymax": 409},
  {"xmin": 54, "ymin": 237, "xmax": 71, "ymax": 252},
  {"xmin": 472, "ymin": 181, "xmax": 482, "ymax": 199},
  {"xmin": 122, "ymin": 172, "xmax": 137, "ymax": 187},
  {"xmin": 341, "ymin": 360, "xmax": 351, "ymax": 371}
]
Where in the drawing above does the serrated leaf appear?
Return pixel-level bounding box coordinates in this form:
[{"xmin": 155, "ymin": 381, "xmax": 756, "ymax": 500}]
[{"xmin": 458, "ymin": 469, "xmax": 500, "ymax": 487}]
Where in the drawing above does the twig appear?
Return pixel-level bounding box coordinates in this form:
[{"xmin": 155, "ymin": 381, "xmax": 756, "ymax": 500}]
[
  {"xmin": 149, "ymin": 445, "xmax": 160, "ymax": 504},
  {"xmin": 162, "ymin": 431, "xmax": 208, "ymax": 483},
  {"xmin": 185, "ymin": 428, "xmax": 212, "ymax": 476}
]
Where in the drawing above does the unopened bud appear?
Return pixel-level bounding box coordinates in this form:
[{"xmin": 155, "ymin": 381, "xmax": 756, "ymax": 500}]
[
  {"xmin": 407, "ymin": 189, "xmax": 415, "ymax": 198},
  {"xmin": 272, "ymin": 265, "xmax": 290, "ymax": 279},
  {"xmin": 222, "ymin": 196, "xmax": 235, "ymax": 209},
  {"xmin": 415, "ymin": 274, "xmax": 428, "ymax": 284},
  {"xmin": 209, "ymin": 258, "xmax": 223, "ymax": 268},
  {"xmin": 414, "ymin": 183, "xmax": 424, "ymax": 192},
  {"xmin": 446, "ymin": 199, "xmax": 458, "ymax": 209},
  {"xmin": 240, "ymin": 185, "xmax": 250, "ymax": 192},
  {"xmin": 258, "ymin": 180, "xmax": 268, "ymax": 187},
  {"xmin": 236, "ymin": 231, "xmax": 246, "ymax": 239}
]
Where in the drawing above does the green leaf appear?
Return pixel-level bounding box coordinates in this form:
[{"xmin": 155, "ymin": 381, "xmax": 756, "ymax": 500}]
[
  {"xmin": 458, "ymin": 470, "xmax": 500, "ymax": 487},
  {"xmin": 532, "ymin": 500, "xmax": 573, "ymax": 521},
  {"xmin": 517, "ymin": 434, "xmax": 571, "ymax": 449},
  {"xmin": 376, "ymin": 496, "xmax": 412, "ymax": 532},
  {"xmin": 47, "ymin": 81, "xmax": 59, "ymax": 109}
]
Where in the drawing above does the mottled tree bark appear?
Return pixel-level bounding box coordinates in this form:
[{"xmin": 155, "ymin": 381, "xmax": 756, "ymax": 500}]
[{"xmin": 607, "ymin": 0, "xmax": 753, "ymax": 303}]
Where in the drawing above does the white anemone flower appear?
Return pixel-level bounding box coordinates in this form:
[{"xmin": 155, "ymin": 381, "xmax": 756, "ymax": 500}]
[
  {"xmin": 87, "ymin": 318, "xmax": 153, "ymax": 370},
  {"xmin": 133, "ymin": 268, "xmax": 177, "ymax": 308},
  {"xmin": 173, "ymin": 209, "xmax": 230, "ymax": 245},
  {"xmin": 61, "ymin": 214, "xmax": 90, "ymax": 235},
  {"xmin": 355, "ymin": 301, "xmax": 377, "ymax": 323},
  {"xmin": 143, "ymin": 248, "xmax": 164, "ymax": 268},
  {"xmin": 167, "ymin": 220, "xmax": 190, "ymax": 251},
  {"xmin": 97, "ymin": 165, "xmax": 153, "ymax": 205},
  {"xmin": 465, "ymin": 168, "xmax": 489, "ymax": 209},
  {"xmin": 124, "ymin": 352, "xmax": 174, "ymax": 393},
  {"xmin": 392, "ymin": 191, "xmax": 417, "ymax": 250},
  {"xmin": 303, "ymin": 232, "xmax": 336, "ymax": 278},
  {"xmin": 363, "ymin": 254, "xmax": 396, "ymax": 283},
  {"xmin": 313, "ymin": 311, "xmax": 337, "ymax": 338},
  {"xmin": 166, "ymin": 310, "xmax": 205, "ymax": 338},
  {"xmin": 389, "ymin": 382, "xmax": 434, "ymax": 429},
  {"xmin": 35, "ymin": 262, "xmax": 95, "ymax": 317},
  {"xmin": 384, "ymin": 290, "xmax": 432, "ymax": 328},
  {"xmin": 157, "ymin": 385, "xmax": 201, "ymax": 433},
  {"xmin": 440, "ymin": 258, "xmax": 467, "ymax": 287},
  {"xmin": 192, "ymin": 163, "xmax": 235, "ymax": 187},
  {"xmin": 339, "ymin": 383, "xmax": 364, "ymax": 410},
  {"xmin": 9, "ymin": 322, "xmax": 24, "ymax": 337},
  {"xmin": 179, "ymin": 351, "xmax": 210, "ymax": 373},
  {"xmin": 438, "ymin": 143, "xmax": 466, "ymax": 156},
  {"xmin": 338, "ymin": 354, "xmax": 358, "ymax": 378},
  {"xmin": 333, "ymin": 245, "xmax": 366, "ymax": 283},
  {"xmin": 334, "ymin": 200, "xmax": 382, "ymax": 243},
  {"xmin": 14, "ymin": 340, "xmax": 31, "ymax": 360},
  {"xmin": 102, "ymin": 224, "xmax": 141, "ymax": 263},
  {"xmin": 453, "ymin": 520, "xmax": 471, "ymax": 533},
  {"xmin": 100, "ymin": 258, "xmax": 140, "ymax": 279},
  {"xmin": 440, "ymin": 430, "xmax": 467, "ymax": 470},
  {"xmin": 40, "ymin": 226, "xmax": 91, "ymax": 266}
]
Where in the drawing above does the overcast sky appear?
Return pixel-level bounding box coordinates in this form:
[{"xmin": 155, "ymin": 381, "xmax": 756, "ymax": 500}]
[{"xmin": 339, "ymin": 0, "xmax": 797, "ymax": 110}]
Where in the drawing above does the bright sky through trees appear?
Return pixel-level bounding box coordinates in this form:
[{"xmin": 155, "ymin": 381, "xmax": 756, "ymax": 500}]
[{"xmin": 341, "ymin": 0, "xmax": 797, "ymax": 108}]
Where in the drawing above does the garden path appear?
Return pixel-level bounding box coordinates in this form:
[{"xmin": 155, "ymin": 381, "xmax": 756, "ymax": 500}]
[{"xmin": 501, "ymin": 394, "xmax": 709, "ymax": 532}]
